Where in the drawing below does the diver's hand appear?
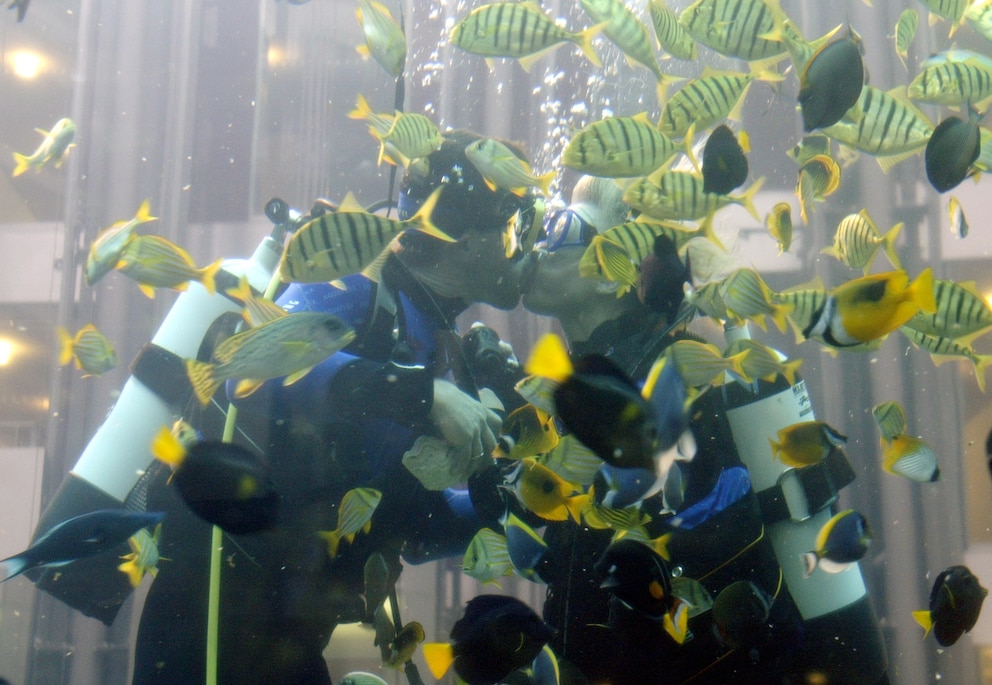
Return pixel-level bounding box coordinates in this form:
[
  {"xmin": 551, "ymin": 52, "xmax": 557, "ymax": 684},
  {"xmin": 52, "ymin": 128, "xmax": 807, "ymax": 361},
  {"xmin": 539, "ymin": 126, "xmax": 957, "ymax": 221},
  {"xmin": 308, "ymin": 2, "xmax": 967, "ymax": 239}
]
[{"xmin": 430, "ymin": 379, "xmax": 502, "ymax": 462}]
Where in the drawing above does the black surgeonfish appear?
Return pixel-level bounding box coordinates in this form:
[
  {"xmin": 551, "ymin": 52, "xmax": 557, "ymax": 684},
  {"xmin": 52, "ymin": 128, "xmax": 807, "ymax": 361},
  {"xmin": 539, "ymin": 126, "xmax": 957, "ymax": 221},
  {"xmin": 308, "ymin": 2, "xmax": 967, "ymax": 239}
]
[
  {"xmin": 0, "ymin": 509, "xmax": 164, "ymax": 582},
  {"xmin": 638, "ymin": 234, "xmax": 692, "ymax": 317},
  {"xmin": 913, "ymin": 565, "xmax": 988, "ymax": 647},
  {"xmin": 422, "ymin": 594, "xmax": 555, "ymax": 685},
  {"xmin": 152, "ymin": 427, "xmax": 278, "ymax": 534},
  {"xmin": 925, "ymin": 107, "xmax": 983, "ymax": 193},
  {"xmin": 798, "ymin": 27, "xmax": 865, "ymax": 131},
  {"xmin": 702, "ymin": 124, "xmax": 749, "ymax": 195}
]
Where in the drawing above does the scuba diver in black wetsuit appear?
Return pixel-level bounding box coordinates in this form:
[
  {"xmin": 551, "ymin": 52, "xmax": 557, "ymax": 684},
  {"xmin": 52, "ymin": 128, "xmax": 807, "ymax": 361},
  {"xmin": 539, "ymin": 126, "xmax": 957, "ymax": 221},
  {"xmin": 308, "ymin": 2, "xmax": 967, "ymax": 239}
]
[
  {"xmin": 520, "ymin": 176, "xmax": 888, "ymax": 685},
  {"xmin": 29, "ymin": 131, "xmax": 542, "ymax": 685}
]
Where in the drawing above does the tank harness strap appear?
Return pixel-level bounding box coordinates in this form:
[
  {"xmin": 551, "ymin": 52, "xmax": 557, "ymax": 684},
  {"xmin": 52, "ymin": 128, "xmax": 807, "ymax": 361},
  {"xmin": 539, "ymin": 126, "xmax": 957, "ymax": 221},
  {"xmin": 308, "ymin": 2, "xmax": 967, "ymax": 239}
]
[
  {"xmin": 756, "ymin": 448, "xmax": 857, "ymax": 525},
  {"xmin": 130, "ymin": 343, "xmax": 194, "ymax": 405}
]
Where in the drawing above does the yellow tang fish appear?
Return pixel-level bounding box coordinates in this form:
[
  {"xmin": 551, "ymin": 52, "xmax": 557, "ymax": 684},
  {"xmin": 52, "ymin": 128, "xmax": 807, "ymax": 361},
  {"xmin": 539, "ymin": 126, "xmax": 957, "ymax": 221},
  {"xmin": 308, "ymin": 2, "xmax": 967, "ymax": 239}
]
[
  {"xmin": 450, "ymin": 1, "xmax": 602, "ymax": 72},
  {"xmin": 803, "ymin": 269, "xmax": 937, "ymax": 347},
  {"xmin": 769, "ymin": 420, "xmax": 847, "ymax": 468},
  {"xmin": 12, "ymin": 117, "xmax": 76, "ymax": 177},
  {"xmin": 57, "ymin": 324, "xmax": 118, "ymax": 376},
  {"xmin": 116, "ymin": 235, "xmax": 223, "ymax": 299},
  {"xmin": 319, "ymin": 488, "xmax": 383, "ymax": 558},
  {"xmin": 185, "ymin": 311, "xmax": 356, "ymax": 404},
  {"xmin": 85, "ymin": 199, "xmax": 157, "ymax": 286}
]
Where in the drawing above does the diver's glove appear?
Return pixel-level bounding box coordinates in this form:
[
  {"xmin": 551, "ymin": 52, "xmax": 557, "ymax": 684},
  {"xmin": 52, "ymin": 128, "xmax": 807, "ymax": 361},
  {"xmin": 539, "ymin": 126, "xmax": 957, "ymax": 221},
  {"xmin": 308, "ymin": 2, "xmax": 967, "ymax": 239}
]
[{"xmin": 430, "ymin": 378, "xmax": 502, "ymax": 471}]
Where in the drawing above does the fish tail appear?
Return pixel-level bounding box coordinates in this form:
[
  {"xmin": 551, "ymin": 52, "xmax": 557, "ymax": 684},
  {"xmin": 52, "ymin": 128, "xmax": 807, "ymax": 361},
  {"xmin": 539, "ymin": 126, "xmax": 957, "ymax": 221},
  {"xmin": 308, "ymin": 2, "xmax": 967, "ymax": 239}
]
[
  {"xmin": 699, "ymin": 213, "xmax": 726, "ymax": 251},
  {"xmin": 781, "ymin": 358, "xmax": 803, "ymax": 385},
  {"xmin": 575, "ymin": 22, "xmax": 606, "ymax": 68},
  {"xmin": 655, "ymin": 73, "xmax": 683, "ymax": 110},
  {"xmin": 769, "ymin": 438, "xmax": 781, "ymax": 461},
  {"xmin": 57, "ymin": 326, "xmax": 75, "ymax": 366},
  {"xmin": 422, "ymin": 642, "xmax": 455, "ymax": 680},
  {"xmin": 681, "ymin": 122, "xmax": 700, "ymax": 172},
  {"xmin": 524, "ymin": 333, "xmax": 574, "ymax": 383},
  {"xmin": 726, "ymin": 350, "xmax": 752, "ymax": 382},
  {"xmin": 881, "ymin": 222, "xmax": 904, "ymax": 271},
  {"xmin": 801, "ymin": 551, "xmax": 819, "ymax": 578},
  {"xmin": 651, "ymin": 532, "xmax": 672, "ymax": 561},
  {"xmin": 0, "ymin": 556, "xmax": 28, "ymax": 583},
  {"xmin": 348, "ymin": 93, "xmax": 374, "ymax": 121},
  {"xmin": 151, "ymin": 425, "xmax": 188, "ymax": 468},
  {"xmin": 909, "ymin": 267, "xmax": 937, "ymax": 315},
  {"xmin": 411, "ymin": 186, "xmax": 457, "ymax": 242},
  {"xmin": 911, "ymin": 609, "xmax": 933, "ymax": 638},
  {"xmin": 319, "ymin": 529, "xmax": 343, "ymax": 559},
  {"xmin": 185, "ymin": 358, "xmax": 221, "ymax": 405},
  {"xmin": 971, "ymin": 353, "xmax": 992, "ymax": 393},
  {"xmin": 12, "ymin": 152, "xmax": 32, "ymax": 177},
  {"xmin": 117, "ymin": 558, "xmax": 143, "ymax": 588},
  {"xmin": 565, "ymin": 493, "xmax": 590, "ymax": 524},
  {"xmin": 535, "ymin": 170, "xmax": 555, "ymax": 197},
  {"xmin": 198, "ymin": 258, "xmax": 223, "ymax": 295},
  {"xmin": 736, "ymin": 176, "xmax": 766, "ymax": 222},
  {"xmin": 663, "ymin": 601, "xmax": 690, "ymax": 645},
  {"xmin": 770, "ymin": 299, "xmax": 795, "ymax": 334},
  {"xmin": 134, "ymin": 198, "xmax": 157, "ymax": 225}
]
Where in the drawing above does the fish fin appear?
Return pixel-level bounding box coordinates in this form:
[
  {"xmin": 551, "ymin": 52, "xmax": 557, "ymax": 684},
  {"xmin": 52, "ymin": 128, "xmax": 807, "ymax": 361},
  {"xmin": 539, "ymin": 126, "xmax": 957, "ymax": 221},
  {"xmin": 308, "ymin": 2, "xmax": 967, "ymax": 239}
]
[
  {"xmin": 282, "ymin": 366, "xmax": 315, "ymax": 386},
  {"xmin": 518, "ymin": 46, "xmax": 557, "ymax": 73},
  {"xmin": 910, "ymin": 268, "xmax": 937, "ymax": 315},
  {"xmin": 12, "ymin": 152, "xmax": 32, "ymax": 177},
  {"xmin": 319, "ymin": 529, "xmax": 342, "ymax": 558},
  {"xmin": 361, "ymin": 242, "xmax": 395, "ymax": 283},
  {"xmin": 348, "ymin": 93, "xmax": 374, "ymax": 121},
  {"xmin": 651, "ymin": 532, "xmax": 672, "ymax": 561},
  {"xmin": 781, "ymin": 358, "xmax": 803, "ymax": 385},
  {"xmin": 565, "ymin": 493, "xmax": 590, "ymax": 524},
  {"xmin": 881, "ymin": 222, "xmax": 904, "ymax": 270},
  {"xmin": 735, "ymin": 176, "xmax": 765, "ymax": 222},
  {"xmin": 536, "ymin": 169, "xmax": 555, "ymax": 197},
  {"xmin": 769, "ymin": 438, "xmax": 781, "ymax": 461},
  {"xmin": 422, "ymin": 643, "xmax": 455, "ymax": 680},
  {"xmin": 681, "ymin": 122, "xmax": 700, "ymax": 172},
  {"xmin": 0, "ymin": 557, "xmax": 29, "ymax": 583},
  {"xmin": 151, "ymin": 425, "xmax": 187, "ymax": 468},
  {"xmin": 770, "ymin": 299, "xmax": 794, "ymax": 334},
  {"xmin": 233, "ymin": 378, "xmax": 265, "ymax": 399},
  {"xmin": 663, "ymin": 601, "xmax": 690, "ymax": 644},
  {"xmin": 138, "ymin": 284, "xmax": 157, "ymax": 299},
  {"xmin": 356, "ymin": 43, "xmax": 371, "ymax": 60},
  {"xmin": 876, "ymin": 148, "xmax": 921, "ymax": 174},
  {"xmin": 576, "ymin": 22, "xmax": 607, "ymax": 68},
  {"xmin": 57, "ymin": 326, "xmax": 75, "ymax": 366},
  {"xmin": 411, "ymin": 186, "xmax": 457, "ymax": 242},
  {"xmin": 525, "ymin": 333, "xmax": 574, "ymax": 383},
  {"xmin": 186, "ymin": 358, "xmax": 221, "ymax": 405},
  {"xmin": 912, "ymin": 609, "xmax": 933, "ymax": 637},
  {"xmin": 801, "ymin": 551, "xmax": 819, "ymax": 578},
  {"xmin": 199, "ymin": 258, "xmax": 223, "ymax": 296},
  {"xmin": 971, "ymin": 353, "xmax": 992, "ymax": 393},
  {"xmin": 134, "ymin": 198, "xmax": 157, "ymax": 224},
  {"xmin": 117, "ymin": 558, "xmax": 144, "ymax": 588}
]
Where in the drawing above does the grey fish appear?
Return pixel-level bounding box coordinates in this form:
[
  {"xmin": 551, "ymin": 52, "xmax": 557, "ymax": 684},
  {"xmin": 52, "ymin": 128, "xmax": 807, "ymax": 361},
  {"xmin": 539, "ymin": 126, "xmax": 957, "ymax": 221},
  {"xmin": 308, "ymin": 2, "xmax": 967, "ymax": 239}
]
[{"xmin": 926, "ymin": 107, "xmax": 983, "ymax": 193}]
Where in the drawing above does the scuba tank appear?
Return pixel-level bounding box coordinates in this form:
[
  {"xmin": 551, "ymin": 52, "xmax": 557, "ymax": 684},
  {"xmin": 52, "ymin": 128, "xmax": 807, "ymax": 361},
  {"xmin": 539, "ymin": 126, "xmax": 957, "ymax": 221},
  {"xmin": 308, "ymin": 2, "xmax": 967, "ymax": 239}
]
[
  {"xmin": 721, "ymin": 323, "xmax": 889, "ymax": 684},
  {"xmin": 29, "ymin": 203, "xmax": 291, "ymax": 624}
]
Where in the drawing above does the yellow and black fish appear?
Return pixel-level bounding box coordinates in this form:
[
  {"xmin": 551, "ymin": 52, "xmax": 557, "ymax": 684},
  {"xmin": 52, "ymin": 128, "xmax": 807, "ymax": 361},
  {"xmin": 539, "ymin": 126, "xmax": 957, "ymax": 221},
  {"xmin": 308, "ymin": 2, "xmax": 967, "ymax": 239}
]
[
  {"xmin": 892, "ymin": 9, "xmax": 918, "ymax": 71},
  {"xmin": 85, "ymin": 199, "xmax": 157, "ymax": 286},
  {"xmin": 769, "ymin": 420, "xmax": 847, "ymax": 468},
  {"xmin": 871, "ymin": 400, "xmax": 907, "ymax": 444},
  {"xmin": 881, "ymin": 434, "xmax": 941, "ymax": 483},
  {"xmin": 903, "ymin": 278, "xmax": 992, "ymax": 340},
  {"xmin": 562, "ymin": 114, "xmax": 682, "ymax": 178},
  {"xmin": 913, "ymin": 565, "xmax": 988, "ymax": 647},
  {"xmin": 57, "ymin": 324, "xmax": 118, "ymax": 376},
  {"xmin": 504, "ymin": 457, "xmax": 588, "ymax": 523},
  {"xmin": 319, "ymin": 487, "xmax": 383, "ymax": 558},
  {"xmin": 648, "ymin": 0, "xmax": 696, "ymax": 60},
  {"xmin": 495, "ymin": 404, "xmax": 560, "ymax": 459}
]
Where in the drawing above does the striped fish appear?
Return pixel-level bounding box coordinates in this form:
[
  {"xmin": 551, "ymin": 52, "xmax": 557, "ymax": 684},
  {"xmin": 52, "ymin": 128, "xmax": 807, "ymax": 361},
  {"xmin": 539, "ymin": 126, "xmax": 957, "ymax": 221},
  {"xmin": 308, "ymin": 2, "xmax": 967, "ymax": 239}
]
[
  {"xmin": 562, "ymin": 113, "xmax": 682, "ymax": 178},
  {"xmin": 462, "ymin": 527, "xmax": 514, "ymax": 585},
  {"xmin": 116, "ymin": 235, "xmax": 223, "ymax": 299},
  {"xmin": 679, "ymin": 0, "xmax": 788, "ymax": 62},
  {"xmin": 279, "ymin": 189, "xmax": 452, "ymax": 283},
  {"xmin": 902, "ymin": 278, "xmax": 992, "ymax": 340},
  {"xmin": 57, "ymin": 324, "xmax": 117, "ymax": 376},
  {"xmin": 648, "ymin": 0, "xmax": 696, "ymax": 60},
  {"xmin": 718, "ymin": 267, "xmax": 792, "ymax": 333},
  {"xmin": 542, "ymin": 435, "xmax": 605, "ymax": 486},
  {"xmin": 685, "ymin": 280, "xmax": 730, "ymax": 321},
  {"xmin": 450, "ymin": 1, "xmax": 602, "ymax": 71},
  {"xmin": 355, "ymin": 0, "xmax": 406, "ymax": 78},
  {"xmin": 225, "ymin": 275, "xmax": 287, "ymax": 327},
  {"xmin": 919, "ymin": 0, "xmax": 968, "ymax": 24},
  {"xmin": 899, "ymin": 326, "xmax": 992, "ymax": 392},
  {"xmin": 118, "ymin": 524, "xmax": 162, "ymax": 588},
  {"xmin": 893, "ymin": 9, "xmax": 918, "ymax": 70},
  {"xmin": 795, "ymin": 153, "xmax": 841, "ymax": 224},
  {"xmin": 659, "ymin": 67, "xmax": 780, "ymax": 139},
  {"xmin": 85, "ymin": 199, "xmax": 157, "ymax": 286},
  {"xmin": 821, "ymin": 209, "xmax": 903, "ymax": 274},
  {"xmin": 465, "ymin": 137, "xmax": 554, "ymax": 196},
  {"xmin": 185, "ymin": 311, "xmax": 357, "ymax": 404},
  {"xmin": 666, "ymin": 338, "xmax": 750, "ymax": 387},
  {"xmin": 907, "ymin": 53, "xmax": 992, "ymax": 107},
  {"xmin": 579, "ymin": 0, "xmax": 664, "ymax": 82},
  {"xmin": 320, "ymin": 488, "xmax": 383, "ymax": 558},
  {"xmin": 579, "ymin": 235, "xmax": 638, "ymax": 291},
  {"xmin": 965, "ymin": 0, "xmax": 992, "ymax": 42},
  {"xmin": 822, "ymin": 86, "xmax": 933, "ymax": 172},
  {"xmin": 582, "ymin": 219, "xmax": 700, "ymax": 281},
  {"xmin": 871, "ymin": 401, "xmax": 907, "ymax": 444},
  {"xmin": 776, "ymin": 19, "xmax": 843, "ymax": 75},
  {"xmin": 583, "ymin": 502, "xmax": 651, "ymax": 531},
  {"xmin": 348, "ymin": 96, "xmax": 442, "ymax": 167},
  {"xmin": 623, "ymin": 171, "xmax": 764, "ymax": 223},
  {"xmin": 724, "ymin": 338, "xmax": 802, "ymax": 386}
]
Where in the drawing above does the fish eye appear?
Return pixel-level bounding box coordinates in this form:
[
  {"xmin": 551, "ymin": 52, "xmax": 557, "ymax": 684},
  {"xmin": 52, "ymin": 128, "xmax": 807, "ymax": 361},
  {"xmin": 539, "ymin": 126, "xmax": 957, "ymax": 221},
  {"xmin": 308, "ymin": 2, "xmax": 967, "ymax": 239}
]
[{"xmin": 498, "ymin": 436, "xmax": 515, "ymax": 453}]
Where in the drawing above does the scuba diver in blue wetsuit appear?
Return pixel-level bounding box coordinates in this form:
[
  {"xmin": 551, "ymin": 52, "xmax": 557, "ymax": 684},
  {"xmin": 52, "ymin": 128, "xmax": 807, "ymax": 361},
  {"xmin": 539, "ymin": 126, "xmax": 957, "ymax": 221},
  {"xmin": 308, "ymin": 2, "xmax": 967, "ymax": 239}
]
[
  {"xmin": 127, "ymin": 130, "xmax": 541, "ymax": 685},
  {"xmin": 519, "ymin": 176, "xmax": 889, "ymax": 685}
]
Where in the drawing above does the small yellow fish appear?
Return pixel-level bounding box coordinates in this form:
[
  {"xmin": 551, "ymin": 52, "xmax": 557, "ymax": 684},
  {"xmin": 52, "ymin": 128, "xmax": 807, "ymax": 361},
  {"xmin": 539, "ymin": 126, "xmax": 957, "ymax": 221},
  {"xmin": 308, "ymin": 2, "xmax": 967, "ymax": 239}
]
[
  {"xmin": 765, "ymin": 202, "xmax": 793, "ymax": 254},
  {"xmin": 348, "ymin": 95, "xmax": 442, "ymax": 168},
  {"xmin": 319, "ymin": 488, "xmax": 382, "ymax": 558},
  {"xmin": 718, "ymin": 268, "xmax": 793, "ymax": 333},
  {"xmin": 803, "ymin": 269, "xmax": 937, "ymax": 347},
  {"xmin": 881, "ymin": 434, "xmax": 941, "ymax": 483},
  {"xmin": 893, "ymin": 9, "xmax": 919, "ymax": 71},
  {"xmin": 462, "ymin": 528, "xmax": 514, "ymax": 586},
  {"xmin": 769, "ymin": 420, "xmax": 847, "ymax": 468},
  {"xmin": 495, "ymin": 405, "xmax": 560, "ymax": 459},
  {"xmin": 796, "ymin": 154, "xmax": 841, "ymax": 224},
  {"xmin": 385, "ymin": 621, "xmax": 425, "ymax": 668},
  {"xmin": 85, "ymin": 199, "xmax": 158, "ymax": 286},
  {"xmin": 465, "ymin": 137, "xmax": 554, "ymax": 197},
  {"xmin": 505, "ymin": 457, "xmax": 588, "ymax": 523},
  {"xmin": 665, "ymin": 338, "xmax": 749, "ymax": 388},
  {"xmin": 115, "ymin": 235, "xmax": 223, "ymax": 298},
  {"xmin": 57, "ymin": 324, "xmax": 117, "ymax": 376},
  {"xmin": 947, "ymin": 196, "xmax": 969, "ymax": 239},
  {"xmin": 871, "ymin": 401, "xmax": 907, "ymax": 444},
  {"xmin": 12, "ymin": 117, "xmax": 76, "ymax": 177},
  {"xmin": 118, "ymin": 524, "xmax": 164, "ymax": 588},
  {"xmin": 724, "ymin": 338, "xmax": 802, "ymax": 387},
  {"xmin": 821, "ymin": 209, "xmax": 902, "ymax": 274},
  {"xmin": 648, "ymin": 0, "xmax": 696, "ymax": 61},
  {"xmin": 355, "ymin": 0, "xmax": 406, "ymax": 78},
  {"xmin": 899, "ymin": 326, "xmax": 992, "ymax": 392}
]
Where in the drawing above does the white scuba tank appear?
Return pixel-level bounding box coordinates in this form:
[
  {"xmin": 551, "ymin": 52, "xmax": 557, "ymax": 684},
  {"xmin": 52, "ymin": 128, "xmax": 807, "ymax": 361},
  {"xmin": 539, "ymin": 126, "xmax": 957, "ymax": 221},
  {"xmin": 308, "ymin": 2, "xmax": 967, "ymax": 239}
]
[
  {"xmin": 721, "ymin": 323, "xmax": 867, "ymax": 622},
  {"xmin": 71, "ymin": 236, "xmax": 282, "ymax": 501}
]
